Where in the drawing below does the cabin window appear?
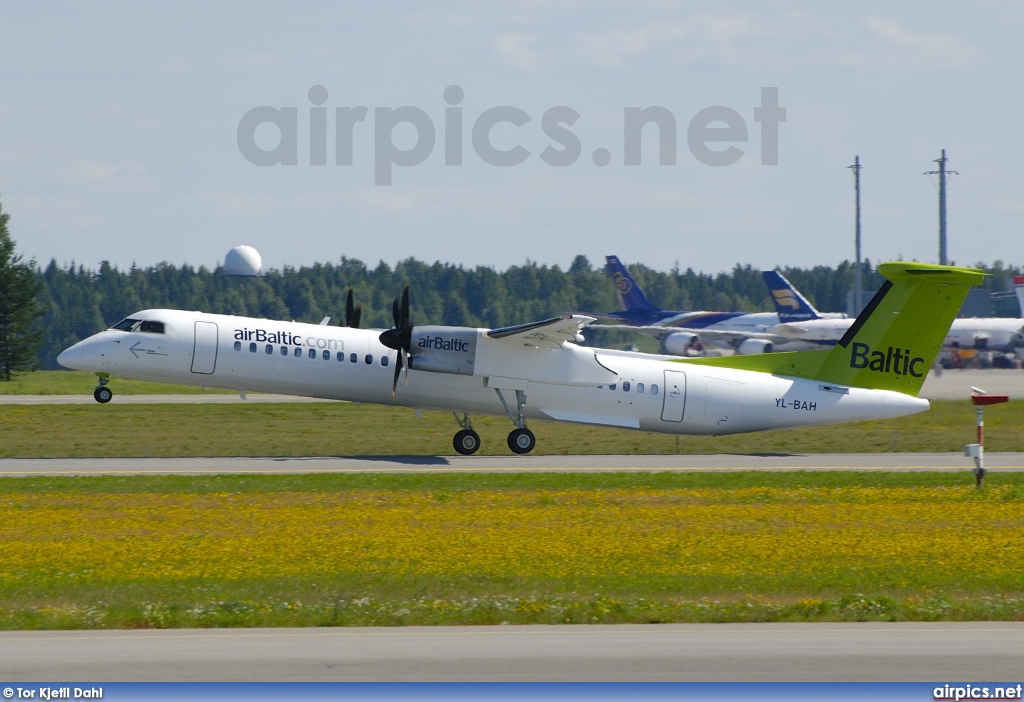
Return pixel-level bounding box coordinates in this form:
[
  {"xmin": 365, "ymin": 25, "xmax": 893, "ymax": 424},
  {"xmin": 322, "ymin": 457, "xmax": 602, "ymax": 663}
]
[
  {"xmin": 609, "ymin": 384, "xmax": 617, "ymax": 391},
  {"xmin": 622, "ymin": 381, "xmax": 631, "ymax": 392},
  {"xmin": 249, "ymin": 342, "xmax": 257, "ymax": 353},
  {"xmin": 308, "ymin": 348, "xmax": 316, "ymax": 359},
  {"xmin": 337, "ymin": 351, "xmax": 344, "ymax": 361},
  {"xmin": 381, "ymin": 356, "xmax": 389, "ymax": 367},
  {"xmin": 365, "ymin": 354, "xmax": 373, "ymax": 364},
  {"xmin": 350, "ymin": 353, "xmax": 357, "ymax": 363},
  {"xmin": 322, "ymin": 349, "xmax": 330, "ymax": 360},
  {"xmin": 281, "ymin": 346, "xmax": 288, "ymax": 356},
  {"xmin": 651, "ymin": 384, "xmax": 659, "ymax": 396},
  {"xmin": 294, "ymin": 348, "xmax": 302, "ymax": 358},
  {"xmin": 111, "ymin": 318, "xmax": 141, "ymax": 331},
  {"xmin": 265, "ymin": 344, "xmax": 273, "ymax": 355},
  {"xmin": 139, "ymin": 321, "xmax": 165, "ymax": 334},
  {"xmin": 637, "ymin": 383, "xmax": 644, "ymax": 394},
  {"xmin": 234, "ymin": 341, "xmax": 241, "ymax": 351}
]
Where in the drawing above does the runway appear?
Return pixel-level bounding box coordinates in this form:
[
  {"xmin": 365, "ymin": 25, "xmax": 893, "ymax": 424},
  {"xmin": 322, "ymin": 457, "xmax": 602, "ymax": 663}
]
[
  {"xmin": 2, "ymin": 452, "xmax": 1022, "ymax": 476},
  {"xmin": 1, "ymin": 623, "xmax": 1021, "ymax": 681}
]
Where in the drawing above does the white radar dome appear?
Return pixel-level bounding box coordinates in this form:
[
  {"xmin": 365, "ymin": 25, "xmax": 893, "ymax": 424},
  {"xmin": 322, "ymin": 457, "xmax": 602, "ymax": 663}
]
[{"xmin": 223, "ymin": 245, "xmax": 263, "ymax": 276}]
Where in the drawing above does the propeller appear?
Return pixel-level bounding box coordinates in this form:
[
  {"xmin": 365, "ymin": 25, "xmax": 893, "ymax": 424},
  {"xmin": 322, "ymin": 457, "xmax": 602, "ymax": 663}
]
[
  {"xmin": 379, "ymin": 284, "xmax": 412, "ymax": 395},
  {"xmin": 345, "ymin": 287, "xmax": 362, "ymax": 328}
]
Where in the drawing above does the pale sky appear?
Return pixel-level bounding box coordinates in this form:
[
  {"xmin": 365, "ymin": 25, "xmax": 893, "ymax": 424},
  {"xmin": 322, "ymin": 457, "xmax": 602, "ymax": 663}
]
[{"xmin": 2, "ymin": 1, "xmax": 1021, "ymax": 274}]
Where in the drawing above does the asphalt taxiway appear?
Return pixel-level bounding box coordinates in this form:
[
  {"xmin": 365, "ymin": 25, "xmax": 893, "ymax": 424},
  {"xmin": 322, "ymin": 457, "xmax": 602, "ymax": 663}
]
[
  {"xmin": 1, "ymin": 623, "xmax": 1022, "ymax": 681},
  {"xmin": 2, "ymin": 452, "xmax": 1021, "ymax": 476}
]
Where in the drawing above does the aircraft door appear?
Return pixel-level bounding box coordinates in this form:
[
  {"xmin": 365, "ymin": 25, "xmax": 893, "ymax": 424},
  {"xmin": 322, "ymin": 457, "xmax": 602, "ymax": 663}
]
[
  {"xmin": 661, "ymin": 370, "xmax": 687, "ymax": 422},
  {"xmin": 191, "ymin": 321, "xmax": 218, "ymax": 374}
]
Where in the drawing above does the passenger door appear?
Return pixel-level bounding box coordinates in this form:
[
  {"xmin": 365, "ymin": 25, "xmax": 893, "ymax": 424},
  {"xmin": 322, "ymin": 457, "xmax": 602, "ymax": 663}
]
[
  {"xmin": 191, "ymin": 321, "xmax": 218, "ymax": 374},
  {"xmin": 661, "ymin": 370, "xmax": 687, "ymax": 422}
]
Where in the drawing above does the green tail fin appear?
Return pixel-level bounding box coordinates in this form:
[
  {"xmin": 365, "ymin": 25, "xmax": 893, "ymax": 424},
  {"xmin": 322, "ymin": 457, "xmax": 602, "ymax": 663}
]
[
  {"xmin": 815, "ymin": 262, "xmax": 984, "ymax": 393},
  {"xmin": 677, "ymin": 261, "xmax": 985, "ymax": 395}
]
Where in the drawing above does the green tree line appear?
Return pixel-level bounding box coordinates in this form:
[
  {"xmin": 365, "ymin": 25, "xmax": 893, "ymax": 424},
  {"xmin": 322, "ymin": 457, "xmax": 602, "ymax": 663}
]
[{"xmin": 35, "ymin": 255, "xmax": 1023, "ymax": 369}]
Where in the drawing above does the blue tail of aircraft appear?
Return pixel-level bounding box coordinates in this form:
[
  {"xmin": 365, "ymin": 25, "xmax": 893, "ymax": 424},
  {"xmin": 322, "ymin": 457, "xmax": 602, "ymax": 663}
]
[
  {"xmin": 605, "ymin": 256, "xmax": 660, "ymax": 312},
  {"xmin": 762, "ymin": 270, "xmax": 822, "ymax": 323}
]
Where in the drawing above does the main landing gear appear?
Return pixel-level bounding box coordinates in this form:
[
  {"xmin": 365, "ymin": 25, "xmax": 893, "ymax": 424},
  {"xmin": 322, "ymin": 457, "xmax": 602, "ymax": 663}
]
[
  {"xmin": 495, "ymin": 388, "xmax": 536, "ymax": 454},
  {"xmin": 450, "ymin": 388, "xmax": 538, "ymax": 456},
  {"xmin": 452, "ymin": 413, "xmax": 481, "ymax": 455},
  {"xmin": 93, "ymin": 374, "xmax": 112, "ymax": 404}
]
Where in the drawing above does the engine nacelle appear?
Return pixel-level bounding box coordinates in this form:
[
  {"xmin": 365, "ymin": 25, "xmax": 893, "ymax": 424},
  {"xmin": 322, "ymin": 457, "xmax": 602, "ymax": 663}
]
[
  {"xmin": 407, "ymin": 327, "xmax": 478, "ymax": 375},
  {"xmin": 662, "ymin": 332, "xmax": 702, "ymax": 356},
  {"xmin": 736, "ymin": 338, "xmax": 774, "ymax": 355}
]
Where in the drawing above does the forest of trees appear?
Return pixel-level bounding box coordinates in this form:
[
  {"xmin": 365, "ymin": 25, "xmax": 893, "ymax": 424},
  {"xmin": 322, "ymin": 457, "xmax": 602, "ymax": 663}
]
[{"xmin": 35, "ymin": 255, "xmax": 1024, "ymax": 369}]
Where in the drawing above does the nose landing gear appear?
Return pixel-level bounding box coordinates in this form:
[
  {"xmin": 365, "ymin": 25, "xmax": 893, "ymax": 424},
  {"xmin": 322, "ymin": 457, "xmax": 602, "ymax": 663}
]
[{"xmin": 93, "ymin": 374, "xmax": 112, "ymax": 403}]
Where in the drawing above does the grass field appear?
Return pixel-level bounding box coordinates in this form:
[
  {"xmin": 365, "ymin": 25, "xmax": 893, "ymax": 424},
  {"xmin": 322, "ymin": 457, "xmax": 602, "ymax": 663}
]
[
  {"xmin": 1, "ymin": 399, "xmax": 1022, "ymax": 457},
  {"xmin": 1, "ymin": 471, "xmax": 1022, "ymax": 629},
  {"xmin": 3, "ymin": 372, "xmax": 1021, "ymax": 629},
  {"xmin": 0, "ymin": 370, "xmax": 233, "ymax": 395}
]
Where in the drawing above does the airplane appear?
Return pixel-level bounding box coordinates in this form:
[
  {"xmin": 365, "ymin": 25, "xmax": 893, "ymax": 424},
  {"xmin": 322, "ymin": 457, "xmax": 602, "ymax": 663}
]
[
  {"xmin": 590, "ymin": 256, "xmax": 783, "ymax": 355},
  {"xmin": 768, "ymin": 270, "xmax": 1024, "ymax": 352},
  {"xmin": 57, "ymin": 261, "xmax": 981, "ymax": 456}
]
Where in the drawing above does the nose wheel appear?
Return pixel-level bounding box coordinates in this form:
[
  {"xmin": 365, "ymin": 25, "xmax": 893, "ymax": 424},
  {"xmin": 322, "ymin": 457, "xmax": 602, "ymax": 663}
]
[{"xmin": 93, "ymin": 374, "xmax": 112, "ymax": 404}]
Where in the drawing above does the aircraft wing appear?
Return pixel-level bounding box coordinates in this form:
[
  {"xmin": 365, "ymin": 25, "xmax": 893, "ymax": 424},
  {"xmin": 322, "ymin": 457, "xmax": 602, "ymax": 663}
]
[
  {"xmin": 485, "ymin": 315, "xmax": 595, "ymax": 349},
  {"xmin": 595, "ymin": 323, "xmax": 789, "ymax": 348}
]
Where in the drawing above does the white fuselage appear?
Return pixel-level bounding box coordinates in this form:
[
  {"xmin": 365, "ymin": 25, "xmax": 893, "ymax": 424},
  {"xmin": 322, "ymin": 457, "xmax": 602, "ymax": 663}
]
[{"xmin": 57, "ymin": 309, "xmax": 930, "ymax": 436}]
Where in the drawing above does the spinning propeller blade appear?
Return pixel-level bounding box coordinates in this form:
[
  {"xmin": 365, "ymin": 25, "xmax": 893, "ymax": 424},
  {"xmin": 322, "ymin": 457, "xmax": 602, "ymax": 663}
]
[
  {"xmin": 345, "ymin": 287, "xmax": 362, "ymax": 328},
  {"xmin": 379, "ymin": 284, "xmax": 413, "ymax": 396}
]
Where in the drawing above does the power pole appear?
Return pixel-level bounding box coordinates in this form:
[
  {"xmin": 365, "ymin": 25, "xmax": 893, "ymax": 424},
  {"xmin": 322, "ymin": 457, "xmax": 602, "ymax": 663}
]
[
  {"xmin": 847, "ymin": 156, "xmax": 863, "ymax": 312},
  {"xmin": 924, "ymin": 149, "xmax": 958, "ymax": 266}
]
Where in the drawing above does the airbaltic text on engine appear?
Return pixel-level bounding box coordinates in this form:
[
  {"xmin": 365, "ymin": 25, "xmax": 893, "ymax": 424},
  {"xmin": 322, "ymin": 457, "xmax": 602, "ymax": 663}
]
[
  {"xmin": 418, "ymin": 335, "xmax": 471, "ymax": 352},
  {"xmin": 849, "ymin": 342, "xmax": 925, "ymax": 377}
]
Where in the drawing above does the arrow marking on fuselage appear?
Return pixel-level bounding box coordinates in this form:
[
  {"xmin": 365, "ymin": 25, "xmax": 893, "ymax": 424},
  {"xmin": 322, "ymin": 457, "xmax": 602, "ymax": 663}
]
[{"xmin": 129, "ymin": 342, "xmax": 167, "ymax": 358}]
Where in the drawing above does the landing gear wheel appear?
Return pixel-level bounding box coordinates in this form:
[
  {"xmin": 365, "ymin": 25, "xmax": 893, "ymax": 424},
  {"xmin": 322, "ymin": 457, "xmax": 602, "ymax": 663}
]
[
  {"xmin": 507, "ymin": 428, "xmax": 536, "ymax": 454},
  {"xmin": 453, "ymin": 429, "xmax": 481, "ymax": 455},
  {"xmin": 93, "ymin": 386, "xmax": 113, "ymax": 404}
]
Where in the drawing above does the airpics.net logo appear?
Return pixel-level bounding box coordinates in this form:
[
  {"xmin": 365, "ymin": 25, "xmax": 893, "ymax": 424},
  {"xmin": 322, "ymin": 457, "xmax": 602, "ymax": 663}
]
[{"xmin": 237, "ymin": 85, "xmax": 786, "ymax": 185}]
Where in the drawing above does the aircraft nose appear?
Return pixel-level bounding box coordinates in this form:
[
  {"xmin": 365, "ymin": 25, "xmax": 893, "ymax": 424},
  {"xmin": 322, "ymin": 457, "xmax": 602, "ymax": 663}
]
[{"xmin": 57, "ymin": 340, "xmax": 92, "ymax": 371}]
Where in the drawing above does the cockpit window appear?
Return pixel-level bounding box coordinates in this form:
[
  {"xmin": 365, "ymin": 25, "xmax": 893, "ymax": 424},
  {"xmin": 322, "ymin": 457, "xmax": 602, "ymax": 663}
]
[
  {"xmin": 139, "ymin": 321, "xmax": 165, "ymax": 334},
  {"xmin": 110, "ymin": 318, "xmax": 165, "ymax": 334},
  {"xmin": 111, "ymin": 318, "xmax": 141, "ymax": 331}
]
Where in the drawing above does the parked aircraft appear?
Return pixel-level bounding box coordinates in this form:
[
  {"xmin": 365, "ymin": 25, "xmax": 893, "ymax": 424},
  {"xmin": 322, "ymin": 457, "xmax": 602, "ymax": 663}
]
[
  {"xmin": 58, "ymin": 262, "xmax": 980, "ymax": 455},
  {"xmin": 590, "ymin": 256, "xmax": 787, "ymax": 355},
  {"xmin": 768, "ymin": 270, "xmax": 1024, "ymax": 352}
]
